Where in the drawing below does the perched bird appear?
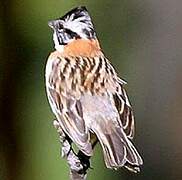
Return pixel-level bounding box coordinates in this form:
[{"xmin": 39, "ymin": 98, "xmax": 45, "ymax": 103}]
[{"xmin": 45, "ymin": 6, "xmax": 143, "ymax": 173}]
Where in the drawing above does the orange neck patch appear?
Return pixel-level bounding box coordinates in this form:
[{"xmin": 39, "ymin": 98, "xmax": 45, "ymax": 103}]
[{"xmin": 60, "ymin": 39, "xmax": 102, "ymax": 58}]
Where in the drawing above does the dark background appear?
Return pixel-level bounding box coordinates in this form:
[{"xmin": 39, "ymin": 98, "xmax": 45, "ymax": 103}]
[{"xmin": 1, "ymin": 1, "xmax": 182, "ymax": 180}]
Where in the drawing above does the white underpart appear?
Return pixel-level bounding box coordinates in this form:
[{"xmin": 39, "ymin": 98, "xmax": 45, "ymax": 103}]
[{"xmin": 53, "ymin": 32, "xmax": 64, "ymax": 52}]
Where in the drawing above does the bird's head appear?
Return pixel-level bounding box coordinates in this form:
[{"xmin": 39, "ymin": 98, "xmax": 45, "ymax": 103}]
[{"xmin": 48, "ymin": 6, "xmax": 96, "ymax": 50}]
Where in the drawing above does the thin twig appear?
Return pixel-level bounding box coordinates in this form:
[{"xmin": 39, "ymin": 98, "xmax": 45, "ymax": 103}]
[{"xmin": 53, "ymin": 119, "xmax": 90, "ymax": 180}]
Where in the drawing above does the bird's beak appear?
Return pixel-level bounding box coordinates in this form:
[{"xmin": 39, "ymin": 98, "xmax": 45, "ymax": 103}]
[
  {"xmin": 48, "ymin": 20, "xmax": 55, "ymax": 29},
  {"xmin": 48, "ymin": 19, "xmax": 63, "ymax": 29}
]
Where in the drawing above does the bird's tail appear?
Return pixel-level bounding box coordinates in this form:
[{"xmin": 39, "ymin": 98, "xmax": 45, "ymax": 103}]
[{"xmin": 92, "ymin": 120, "xmax": 143, "ymax": 172}]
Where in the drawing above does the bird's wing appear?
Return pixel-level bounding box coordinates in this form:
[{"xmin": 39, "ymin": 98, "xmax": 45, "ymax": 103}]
[
  {"xmin": 101, "ymin": 57, "xmax": 135, "ymax": 139},
  {"xmin": 113, "ymin": 82, "xmax": 135, "ymax": 139},
  {"xmin": 79, "ymin": 57, "xmax": 140, "ymax": 170},
  {"xmin": 46, "ymin": 54, "xmax": 92, "ymax": 156},
  {"xmin": 78, "ymin": 56, "xmax": 140, "ymax": 170}
]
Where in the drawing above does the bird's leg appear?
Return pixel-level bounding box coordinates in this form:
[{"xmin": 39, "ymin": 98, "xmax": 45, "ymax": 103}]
[{"xmin": 77, "ymin": 151, "xmax": 91, "ymax": 173}]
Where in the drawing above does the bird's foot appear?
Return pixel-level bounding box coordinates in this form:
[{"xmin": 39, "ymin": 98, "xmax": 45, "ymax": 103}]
[{"xmin": 77, "ymin": 151, "xmax": 91, "ymax": 174}]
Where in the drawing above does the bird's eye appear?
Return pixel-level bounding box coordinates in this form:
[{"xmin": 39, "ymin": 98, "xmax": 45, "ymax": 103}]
[
  {"xmin": 64, "ymin": 28, "xmax": 81, "ymax": 39},
  {"xmin": 57, "ymin": 23, "xmax": 64, "ymax": 29}
]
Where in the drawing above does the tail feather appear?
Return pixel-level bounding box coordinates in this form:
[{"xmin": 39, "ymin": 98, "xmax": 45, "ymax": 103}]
[{"xmin": 92, "ymin": 120, "xmax": 143, "ymax": 172}]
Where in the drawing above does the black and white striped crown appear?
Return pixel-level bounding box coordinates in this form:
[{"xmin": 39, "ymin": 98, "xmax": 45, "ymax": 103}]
[{"xmin": 48, "ymin": 6, "xmax": 96, "ymax": 45}]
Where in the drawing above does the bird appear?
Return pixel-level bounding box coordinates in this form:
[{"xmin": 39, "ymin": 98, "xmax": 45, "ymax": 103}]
[{"xmin": 45, "ymin": 6, "xmax": 143, "ymax": 173}]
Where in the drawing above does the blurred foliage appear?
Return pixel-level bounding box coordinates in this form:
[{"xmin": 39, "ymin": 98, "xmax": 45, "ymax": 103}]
[{"xmin": 1, "ymin": 1, "xmax": 182, "ymax": 180}]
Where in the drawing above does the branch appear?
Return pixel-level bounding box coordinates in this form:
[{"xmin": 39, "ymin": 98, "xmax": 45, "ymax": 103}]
[{"xmin": 53, "ymin": 120, "xmax": 90, "ymax": 180}]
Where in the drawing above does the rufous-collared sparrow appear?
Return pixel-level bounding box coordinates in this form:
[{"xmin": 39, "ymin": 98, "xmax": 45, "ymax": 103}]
[{"xmin": 45, "ymin": 6, "xmax": 143, "ymax": 173}]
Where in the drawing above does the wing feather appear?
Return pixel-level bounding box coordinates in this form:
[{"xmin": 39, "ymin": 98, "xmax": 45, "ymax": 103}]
[
  {"xmin": 113, "ymin": 84, "xmax": 135, "ymax": 139},
  {"xmin": 46, "ymin": 54, "xmax": 92, "ymax": 156}
]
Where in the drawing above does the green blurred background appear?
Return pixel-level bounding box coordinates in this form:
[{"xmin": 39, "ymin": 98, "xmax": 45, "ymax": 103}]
[{"xmin": 1, "ymin": 0, "xmax": 182, "ymax": 180}]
